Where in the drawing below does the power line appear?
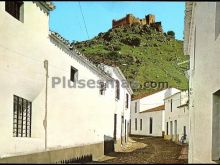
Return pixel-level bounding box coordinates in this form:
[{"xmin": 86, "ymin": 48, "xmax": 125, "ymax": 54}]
[
  {"xmin": 74, "ymin": 3, "xmax": 87, "ymax": 41},
  {"xmin": 78, "ymin": 2, "xmax": 90, "ymax": 40}
]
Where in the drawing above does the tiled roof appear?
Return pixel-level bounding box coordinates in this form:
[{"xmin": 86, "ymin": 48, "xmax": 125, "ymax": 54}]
[
  {"xmin": 33, "ymin": 1, "xmax": 55, "ymax": 15},
  {"xmin": 39, "ymin": 1, "xmax": 55, "ymax": 11},
  {"xmin": 139, "ymin": 105, "xmax": 165, "ymax": 113},
  {"xmin": 49, "ymin": 31, "xmax": 114, "ymax": 80},
  {"xmin": 177, "ymin": 103, "xmax": 188, "ymax": 108}
]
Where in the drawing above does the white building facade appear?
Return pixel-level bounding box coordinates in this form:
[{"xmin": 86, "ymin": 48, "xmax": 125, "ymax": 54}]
[
  {"xmin": 0, "ymin": 1, "xmax": 132, "ymax": 163},
  {"xmin": 164, "ymin": 91, "xmax": 189, "ymax": 143},
  {"xmin": 130, "ymin": 88, "xmax": 180, "ymax": 137},
  {"xmin": 100, "ymin": 64, "xmax": 133, "ymax": 150},
  {"xmin": 184, "ymin": 2, "xmax": 220, "ymax": 163}
]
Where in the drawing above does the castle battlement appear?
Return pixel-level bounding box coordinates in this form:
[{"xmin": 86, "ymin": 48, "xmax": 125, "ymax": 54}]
[{"xmin": 112, "ymin": 14, "xmax": 163, "ymax": 32}]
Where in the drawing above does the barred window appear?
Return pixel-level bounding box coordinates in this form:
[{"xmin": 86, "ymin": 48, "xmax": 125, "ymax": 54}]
[{"xmin": 13, "ymin": 95, "xmax": 32, "ymax": 137}]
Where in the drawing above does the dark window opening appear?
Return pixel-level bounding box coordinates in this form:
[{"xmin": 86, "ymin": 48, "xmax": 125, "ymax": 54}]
[
  {"xmin": 171, "ymin": 99, "xmax": 173, "ymax": 112},
  {"xmin": 115, "ymin": 80, "xmax": 120, "ymax": 100},
  {"xmin": 5, "ymin": 1, "xmax": 23, "ymax": 21},
  {"xmin": 13, "ymin": 95, "xmax": 32, "ymax": 137},
  {"xmin": 135, "ymin": 102, "xmax": 137, "ymax": 113},
  {"xmin": 126, "ymin": 93, "xmax": 129, "ymax": 108},
  {"xmin": 166, "ymin": 122, "xmax": 169, "ymax": 135},
  {"xmin": 70, "ymin": 66, "xmax": 78, "ymax": 82}
]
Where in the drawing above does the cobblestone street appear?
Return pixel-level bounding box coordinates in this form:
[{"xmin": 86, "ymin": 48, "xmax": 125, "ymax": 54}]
[{"xmin": 95, "ymin": 136, "xmax": 188, "ymax": 164}]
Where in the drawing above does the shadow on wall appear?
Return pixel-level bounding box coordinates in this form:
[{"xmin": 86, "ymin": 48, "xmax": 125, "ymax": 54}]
[
  {"xmin": 56, "ymin": 154, "xmax": 93, "ymax": 164},
  {"xmin": 104, "ymin": 135, "xmax": 115, "ymax": 155}
]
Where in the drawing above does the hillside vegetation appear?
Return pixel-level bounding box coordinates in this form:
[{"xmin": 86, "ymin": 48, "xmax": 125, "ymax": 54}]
[{"xmin": 74, "ymin": 23, "xmax": 189, "ymax": 96}]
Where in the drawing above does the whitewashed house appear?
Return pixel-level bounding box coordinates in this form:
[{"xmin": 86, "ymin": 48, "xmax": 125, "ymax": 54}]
[
  {"xmin": 164, "ymin": 90, "xmax": 189, "ymax": 143},
  {"xmin": 0, "ymin": 1, "xmax": 132, "ymax": 163},
  {"xmin": 184, "ymin": 2, "xmax": 220, "ymax": 163},
  {"xmin": 130, "ymin": 88, "xmax": 180, "ymax": 137},
  {"xmin": 100, "ymin": 64, "xmax": 133, "ymax": 151}
]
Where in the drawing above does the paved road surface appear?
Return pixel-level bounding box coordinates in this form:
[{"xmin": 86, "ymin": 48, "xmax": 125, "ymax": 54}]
[{"xmin": 94, "ymin": 136, "xmax": 188, "ymax": 164}]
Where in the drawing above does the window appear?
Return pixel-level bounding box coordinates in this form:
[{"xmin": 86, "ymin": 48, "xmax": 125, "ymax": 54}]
[
  {"xmin": 166, "ymin": 122, "xmax": 169, "ymax": 135},
  {"xmin": 171, "ymin": 99, "xmax": 173, "ymax": 112},
  {"xmin": 13, "ymin": 95, "xmax": 32, "ymax": 137},
  {"xmin": 115, "ymin": 80, "xmax": 120, "ymax": 100},
  {"xmin": 125, "ymin": 93, "xmax": 129, "ymax": 108},
  {"xmin": 149, "ymin": 117, "xmax": 153, "ymax": 134},
  {"xmin": 5, "ymin": 1, "xmax": 23, "ymax": 21},
  {"xmin": 70, "ymin": 66, "xmax": 78, "ymax": 82},
  {"xmin": 135, "ymin": 102, "xmax": 137, "ymax": 113},
  {"xmin": 99, "ymin": 81, "xmax": 106, "ymax": 95},
  {"xmin": 135, "ymin": 118, "xmax": 137, "ymax": 131},
  {"xmin": 140, "ymin": 119, "xmax": 142, "ymax": 131}
]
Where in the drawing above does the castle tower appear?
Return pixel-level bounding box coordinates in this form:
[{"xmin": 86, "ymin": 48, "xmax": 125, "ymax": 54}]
[
  {"xmin": 145, "ymin": 14, "xmax": 155, "ymax": 25},
  {"xmin": 126, "ymin": 14, "xmax": 134, "ymax": 25}
]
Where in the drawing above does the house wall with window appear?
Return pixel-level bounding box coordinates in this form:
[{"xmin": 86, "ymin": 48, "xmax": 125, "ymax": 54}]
[
  {"xmin": 0, "ymin": 1, "xmax": 51, "ymax": 157},
  {"xmin": 130, "ymin": 88, "xmax": 180, "ymax": 137},
  {"xmin": 164, "ymin": 91, "xmax": 189, "ymax": 143},
  {"xmin": 0, "ymin": 1, "xmax": 124, "ymax": 162},
  {"xmin": 101, "ymin": 65, "xmax": 133, "ymax": 150},
  {"xmin": 130, "ymin": 108, "xmax": 164, "ymax": 137},
  {"xmin": 184, "ymin": 2, "xmax": 220, "ymax": 163}
]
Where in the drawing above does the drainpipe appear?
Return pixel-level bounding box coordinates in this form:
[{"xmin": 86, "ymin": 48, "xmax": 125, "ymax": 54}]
[{"xmin": 43, "ymin": 60, "xmax": 49, "ymax": 151}]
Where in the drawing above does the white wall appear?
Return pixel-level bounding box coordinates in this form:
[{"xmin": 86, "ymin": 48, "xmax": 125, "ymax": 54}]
[
  {"xmin": 130, "ymin": 109, "xmax": 164, "ymax": 137},
  {"xmin": 0, "ymin": 1, "xmax": 49, "ymax": 157},
  {"xmin": 102, "ymin": 65, "xmax": 131, "ymax": 142},
  {"xmin": 139, "ymin": 88, "xmax": 180, "ymax": 112},
  {"xmin": 186, "ymin": 2, "xmax": 220, "ymax": 163},
  {"xmin": 164, "ymin": 91, "xmax": 189, "ymax": 142},
  {"xmin": 130, "ymin": 88, "xmax": 180, "ymax": 137},
  {"xmin": 0, "ymin": 1, "xmax": 123, "ymax": 158}
]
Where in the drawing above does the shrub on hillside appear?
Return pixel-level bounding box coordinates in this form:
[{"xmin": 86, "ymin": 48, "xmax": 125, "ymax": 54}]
[
  {"xmin": 121, "ymin": 36, "xmax": 141, "ymax": 46},
  {"xmin": 167, "ymin": 31, "xmax": 175, "ymax": 38}
]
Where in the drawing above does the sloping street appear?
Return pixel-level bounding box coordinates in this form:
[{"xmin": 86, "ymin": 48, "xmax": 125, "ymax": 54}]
[{"xmin": 95, "ymin": 136, "xmax": 188, "ymax": 164}]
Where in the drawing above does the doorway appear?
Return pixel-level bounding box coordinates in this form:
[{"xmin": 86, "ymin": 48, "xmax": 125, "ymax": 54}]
[
  {"xmin": 113, "ymin": 114, "xmax": 117, "ymax": 141},
  {"xmin": 212, "ymin": 90, "xmax": 220, "ymax": 161},
  {"xmin": 121, "ymin": 116, "xmax": 124, "ymax": 144},
  {"xmin": 125, "ymin": 119, "xmax": 127, "ymax": 143},
  {"xmin": 149, "ymin": 117, "xmax": 153, "ymax": 134},
  {"xmin": 170, "ymin": 121, "xmax": 173, "ymax": 136}
]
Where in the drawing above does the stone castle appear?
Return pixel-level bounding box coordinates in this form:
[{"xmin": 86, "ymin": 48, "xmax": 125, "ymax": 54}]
[{"xmin": 112, "ymin": 14, "xmax": 163, "ymax": 32}]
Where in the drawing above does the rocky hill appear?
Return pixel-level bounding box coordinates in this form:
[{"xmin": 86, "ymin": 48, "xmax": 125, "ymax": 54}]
[{"xmin": 74, "ymin": 23, "xmax": 189, "ymax": 96}]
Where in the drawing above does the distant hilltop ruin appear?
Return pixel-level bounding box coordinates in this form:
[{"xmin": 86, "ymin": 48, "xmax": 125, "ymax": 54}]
[{"xmin": 112, "ymin": 14, "xmax": 163, "ymax": 32}]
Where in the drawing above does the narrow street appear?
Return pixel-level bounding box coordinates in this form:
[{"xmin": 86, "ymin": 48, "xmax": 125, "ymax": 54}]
[{"xmin": 95, "ymin": 136, "xmax": 188, "ymax": 164}]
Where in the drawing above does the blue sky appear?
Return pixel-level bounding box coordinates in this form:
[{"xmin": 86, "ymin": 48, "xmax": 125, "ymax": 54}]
[{"xmin": 49, "ymin": 1, "xmax": 185, "ymax": 42}]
